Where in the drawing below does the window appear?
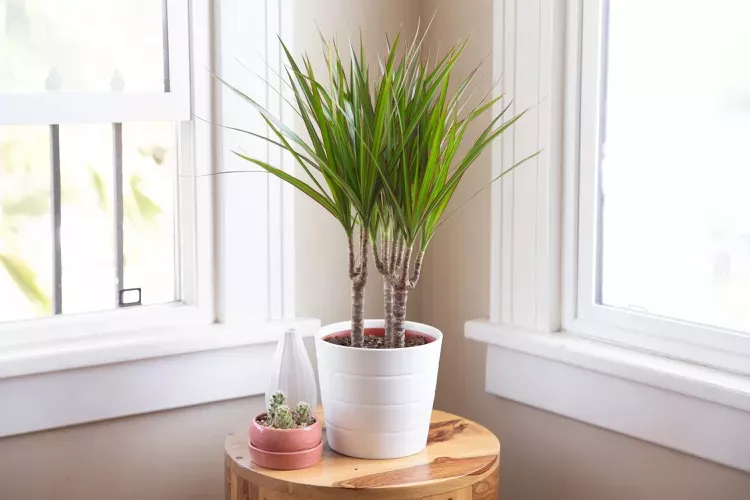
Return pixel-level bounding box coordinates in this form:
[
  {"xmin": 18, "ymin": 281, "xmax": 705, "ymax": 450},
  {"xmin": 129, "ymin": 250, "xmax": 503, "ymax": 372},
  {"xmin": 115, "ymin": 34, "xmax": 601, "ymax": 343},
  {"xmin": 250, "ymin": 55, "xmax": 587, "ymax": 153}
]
[
  {"xmin": 0, "ymin": 0, "xmax": 297, "ymax": 347},
  {"xmin": 0, "ymin": 0, "xmax": 191, "ymax": 324},
  {"xmin": 573, "ymin": 0, "xmax": 750, "ymax": 373},
  {"xmin": 468, "ymin": 0, "xmax": 750, "ymax": 473},
  {"xmin": 0, "ymin": 0, "xmax": 315, "ymax": 440}
]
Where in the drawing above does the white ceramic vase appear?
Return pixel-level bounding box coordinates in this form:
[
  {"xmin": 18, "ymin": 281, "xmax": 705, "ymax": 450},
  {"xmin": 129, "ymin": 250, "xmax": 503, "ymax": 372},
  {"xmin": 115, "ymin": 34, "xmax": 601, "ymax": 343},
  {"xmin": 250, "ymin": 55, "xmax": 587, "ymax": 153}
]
[
  {"xmin": 316, "ymin": 319, "xmax": 443, "ymax": 459},
  {"xmin": 266, "ymin": 329, "xmax": 318, "ymax": 409}
]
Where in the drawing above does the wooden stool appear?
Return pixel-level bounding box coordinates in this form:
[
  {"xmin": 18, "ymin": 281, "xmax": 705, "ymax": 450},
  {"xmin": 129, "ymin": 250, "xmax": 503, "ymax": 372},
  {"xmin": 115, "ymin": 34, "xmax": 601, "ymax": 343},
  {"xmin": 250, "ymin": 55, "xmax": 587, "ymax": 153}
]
[{"xmin": 225, "ymin": 409, "xmax": 500, "ymax": 500}]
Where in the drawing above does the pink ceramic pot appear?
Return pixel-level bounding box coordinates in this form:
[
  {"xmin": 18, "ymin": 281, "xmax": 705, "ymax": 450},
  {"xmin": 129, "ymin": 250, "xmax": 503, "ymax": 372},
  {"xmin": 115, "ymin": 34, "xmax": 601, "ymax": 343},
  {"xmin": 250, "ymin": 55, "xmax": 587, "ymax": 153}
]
[
  {"xmin": 249, "ymin": 413, "xmax": 322, "ymax": 453},
  {"xmin": 248, "ymin": 440, "xmax": 323, "ymax": 470}
]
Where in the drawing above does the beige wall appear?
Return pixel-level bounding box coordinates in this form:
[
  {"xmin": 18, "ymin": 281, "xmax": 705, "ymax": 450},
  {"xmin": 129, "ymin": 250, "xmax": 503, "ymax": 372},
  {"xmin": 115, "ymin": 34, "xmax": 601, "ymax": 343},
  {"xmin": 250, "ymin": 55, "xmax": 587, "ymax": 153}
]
[
  {"xmin": 0, "ymin": 397, "xmax": 264, "ymax": 500},
  {"xmin": 415, "ymin": 1, "xmax": 750, "ymax": 500},
  {"xmin": 2, "ymin": 2, "xmax": 749, "ymax": 500}
]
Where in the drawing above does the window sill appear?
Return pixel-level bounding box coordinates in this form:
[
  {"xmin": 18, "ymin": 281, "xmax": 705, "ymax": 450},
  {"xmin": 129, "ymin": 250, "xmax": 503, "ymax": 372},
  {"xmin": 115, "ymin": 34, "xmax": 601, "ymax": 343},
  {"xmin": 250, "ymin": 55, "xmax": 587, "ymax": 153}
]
[
  {"xmin": 465, "ymin": 319, "xmax": 750, "ymax": 473},
  {"xmin": 0, "ymin": 318, "xmax": 320, "ymax": 437}
]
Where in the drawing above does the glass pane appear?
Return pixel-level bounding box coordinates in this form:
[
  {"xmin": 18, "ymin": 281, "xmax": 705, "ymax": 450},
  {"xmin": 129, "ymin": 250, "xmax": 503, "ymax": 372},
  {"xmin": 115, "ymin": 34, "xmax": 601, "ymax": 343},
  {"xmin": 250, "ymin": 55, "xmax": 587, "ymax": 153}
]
[
  {"xmin": 59, "ymin": 123, "xmax": 178, "ymax": 314},
  {"xmin": 0, "ymin": 122, "xmax": 178, "ymax": 324},
  {"xmin": 598, "ymin": 0, "xmax": 750, "ymax": 333},
  {"xmin": 0, "ymin": 0, "xmax": 165, "ymax": 93},
  {"xmin": 0, "ymin": 126, "xmax": 52, "ymax": 322},
  {"xmin": 59, "ymin": 124, "xmax": 114, "ymax": 314},
  {"xmin": 122, "ymin": 122, "xmax": 177, "ymax": 306}
]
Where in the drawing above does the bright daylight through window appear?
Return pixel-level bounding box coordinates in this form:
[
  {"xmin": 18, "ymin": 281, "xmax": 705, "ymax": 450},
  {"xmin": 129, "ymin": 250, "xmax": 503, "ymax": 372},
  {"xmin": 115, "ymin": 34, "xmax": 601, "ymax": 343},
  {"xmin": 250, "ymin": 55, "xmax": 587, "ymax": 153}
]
[
  {"xmin": 0, "ymin": 0, "xmax": 181, "ymax": 323},
  {"xmin": 595, "ymin": 0, "xmax": 750, "ymax": 335}
]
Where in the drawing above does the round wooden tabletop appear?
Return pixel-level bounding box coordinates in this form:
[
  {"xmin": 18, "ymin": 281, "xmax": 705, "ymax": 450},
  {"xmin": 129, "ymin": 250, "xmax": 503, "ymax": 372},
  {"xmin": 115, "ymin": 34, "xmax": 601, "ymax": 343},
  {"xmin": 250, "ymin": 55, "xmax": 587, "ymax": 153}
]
[{"xmin": 225, "ymin": 409, "xmax": 500, "ymax": 500}]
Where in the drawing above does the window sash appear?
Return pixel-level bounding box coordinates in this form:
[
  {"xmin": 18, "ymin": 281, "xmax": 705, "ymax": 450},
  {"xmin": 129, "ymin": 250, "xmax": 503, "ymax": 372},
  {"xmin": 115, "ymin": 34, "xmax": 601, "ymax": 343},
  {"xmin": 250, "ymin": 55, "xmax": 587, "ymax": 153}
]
[
  {"xmin": 0, "ymin": 116, "xmax": 203, "ymax": 330},
  {"xmin": 571, "ymin": 0, "xmax": 750, "ymax": 374},
  {"xmin": 0, "ymin": 0, "xmax": 210, "ymax": 339},
  {"xmin": 0, "ymin": 0, "xmax": 190, "ymax": 125},
  {"xmin": 0, "ymin": 303, "xmax": 204, "ymax": 349},
  {"xmin": 0, "ymin": 0, "xmax": 298, "ymax": 346}
]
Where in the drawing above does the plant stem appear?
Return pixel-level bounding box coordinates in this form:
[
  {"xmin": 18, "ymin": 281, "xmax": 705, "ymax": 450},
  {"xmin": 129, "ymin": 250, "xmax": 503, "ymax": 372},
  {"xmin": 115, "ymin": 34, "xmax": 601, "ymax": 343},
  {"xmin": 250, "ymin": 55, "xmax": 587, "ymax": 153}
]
[
  {"xmin": 347, "ymin": 233, "xmax": 357, "ymax": 279},
  {"xmin": 351, "ymin": 280, "xmax": 366, "ymax": 347},
  {"xmin": 392, "ymin": 286, "xmax": 409, "ymax": 348},
  {"xmin": 391, "ymin": 244, "xmax": 413, "ymax": 348},
  {"xmin": 383, "ymin": 278, "xmax": 394, "ymax": 347},
  {"xmin": 410, "ymin": 250, "xmax": 425, "ymax": 287},
  {"xmin": 350, "ymin": 229, "xmax": 369, "ymax": 348}
]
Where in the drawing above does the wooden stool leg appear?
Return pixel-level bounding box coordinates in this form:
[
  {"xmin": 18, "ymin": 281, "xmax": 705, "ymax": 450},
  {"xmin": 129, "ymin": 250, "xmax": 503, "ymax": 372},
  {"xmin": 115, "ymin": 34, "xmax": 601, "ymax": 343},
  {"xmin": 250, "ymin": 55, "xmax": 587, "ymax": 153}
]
[
  {"xmin": 472, "ymin": 462, "xmax": 500, "ymax": 500},
  {"xmin": 225, "ymin": 466, "xmax": 231, "ymax": 500},
  {"xmin": 227, "ymin": 466, "xmax": 258, "ymax": 500}
]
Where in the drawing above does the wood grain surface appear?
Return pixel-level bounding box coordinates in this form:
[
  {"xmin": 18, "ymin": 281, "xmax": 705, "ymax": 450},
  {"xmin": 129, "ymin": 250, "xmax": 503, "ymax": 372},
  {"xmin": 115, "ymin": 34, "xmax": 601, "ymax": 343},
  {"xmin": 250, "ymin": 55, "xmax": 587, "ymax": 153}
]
[{"xmin": 225, "ymin": 409, "xmax": 500, "ymax": 500}]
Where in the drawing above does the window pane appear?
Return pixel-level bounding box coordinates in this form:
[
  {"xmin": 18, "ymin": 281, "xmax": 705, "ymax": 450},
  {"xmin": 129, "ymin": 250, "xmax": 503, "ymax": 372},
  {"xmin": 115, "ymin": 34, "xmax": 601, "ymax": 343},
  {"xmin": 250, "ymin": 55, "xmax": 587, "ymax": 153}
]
[
  {"xmin": 59, "ymin": 124, "xmax": 114, "ymax": 314},
  {"xmin": 598, "ymin": 0, "xmax": 750, "ymax": 333},
  {"xmin": 59, "ymin": 123, "xmax": 178, "ymax": 313},
  {"xmin": 0, "ymin": 0, "xmax": 165, "ymax": 93},
  {"xmin": 0, "ymin": 126, "xmax": 52, "ymax": 322},
  {"xmin": 0, "ymin": 123, "xmax": 178, "ymax": 324},
  {"xmin": 122, "ymin": 122, "xmax": 177, "ymax": 306}
]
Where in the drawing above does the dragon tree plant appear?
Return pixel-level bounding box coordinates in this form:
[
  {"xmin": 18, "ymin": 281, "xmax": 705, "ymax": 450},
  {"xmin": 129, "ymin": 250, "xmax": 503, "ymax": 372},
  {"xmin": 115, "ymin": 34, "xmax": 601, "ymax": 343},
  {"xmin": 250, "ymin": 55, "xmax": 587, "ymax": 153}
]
[
  {"xmin": 369, "ymin": 34, "xmax": 538, "ymax": 348},
  {"xmin": 221, "ymin": 28, "xmax": 536, "ymax": 348}
]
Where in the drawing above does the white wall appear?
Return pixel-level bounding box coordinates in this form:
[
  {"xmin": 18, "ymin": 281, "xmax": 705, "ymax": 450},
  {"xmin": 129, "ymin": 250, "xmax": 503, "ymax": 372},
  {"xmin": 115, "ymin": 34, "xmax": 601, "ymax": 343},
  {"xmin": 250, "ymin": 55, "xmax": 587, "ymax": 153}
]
[{"xmin": 415, "ymin": 1, "xmax": 750, "ymax": 499}]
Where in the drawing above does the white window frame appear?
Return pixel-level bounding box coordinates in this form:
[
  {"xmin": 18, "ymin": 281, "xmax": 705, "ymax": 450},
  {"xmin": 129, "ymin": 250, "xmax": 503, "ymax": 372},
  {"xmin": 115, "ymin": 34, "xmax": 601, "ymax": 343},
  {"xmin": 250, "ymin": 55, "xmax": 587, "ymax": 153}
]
[
  {"xmin": 571, "ymin": 0, "xmax": 750, "ymax": 376},
  {"xmin": 467, "ymin": 0, "xmax": 750, "ymax": 473},
  {"xmin": 0, "ymin": 0, "xmax": 318, "ymax": 438},
  {"xmin": 0, "ymin": 0, "xmax": 205, "ymax": 343},
  {"xmin": 0, "ymin": 0, "xmax": 191, "ymax": 125}
]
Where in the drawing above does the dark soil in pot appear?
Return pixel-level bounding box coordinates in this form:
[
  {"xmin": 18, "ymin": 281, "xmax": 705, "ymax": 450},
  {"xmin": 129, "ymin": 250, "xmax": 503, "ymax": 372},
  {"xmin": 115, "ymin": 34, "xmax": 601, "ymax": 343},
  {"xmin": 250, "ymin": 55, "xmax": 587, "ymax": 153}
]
[{"xmin": 323, "ymin": 327, "xmax": 433, "ymax": 348}]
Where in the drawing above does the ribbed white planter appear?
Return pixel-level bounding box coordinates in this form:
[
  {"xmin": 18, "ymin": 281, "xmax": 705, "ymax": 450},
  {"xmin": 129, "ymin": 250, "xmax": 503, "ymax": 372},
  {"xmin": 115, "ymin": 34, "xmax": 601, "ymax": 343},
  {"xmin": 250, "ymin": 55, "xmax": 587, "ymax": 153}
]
[{"xmin": 316, "ymin": 319, "xmax": 443, "ymax": 459}]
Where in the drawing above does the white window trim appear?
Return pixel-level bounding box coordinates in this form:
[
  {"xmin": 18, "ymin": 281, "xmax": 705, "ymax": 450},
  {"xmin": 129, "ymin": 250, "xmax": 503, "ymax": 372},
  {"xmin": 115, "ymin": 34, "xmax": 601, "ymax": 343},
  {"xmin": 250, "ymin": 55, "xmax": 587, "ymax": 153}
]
[
  {"xmin": 0, "ymin": 0, "xmax": 317, "ymax": 438},
  {"xmin": 574, "ymin": 0, "xmax": 750, "ymax": 375},
  {"xmin": 0, "ymin": 0, "xmax": 206, "ymax": 338},
  {"xmin": 0, "ymin": 317, "xmax": 319, "ymax": 438},
  {"xmin": 0, "ymin": 0, "xmax": 191, "ymax": 124},
  {"xmin": 465, "ymin": 321, "xmax": 750, "ymax": 473},
  {"xmin": 468, "ymin": 0, "xmax": 750, "ymax": 473},
  {"xmin": 0, "ymin": 0, "xmax": 208, "ymax": 343}
]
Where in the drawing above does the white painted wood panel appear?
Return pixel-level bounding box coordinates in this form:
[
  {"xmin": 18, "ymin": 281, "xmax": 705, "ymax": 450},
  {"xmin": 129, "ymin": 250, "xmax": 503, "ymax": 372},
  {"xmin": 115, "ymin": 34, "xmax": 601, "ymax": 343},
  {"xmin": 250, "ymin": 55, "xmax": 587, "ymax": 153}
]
[
  {"xmin": 0, "ymin": 319, "xmax": 319, "ymax": 437},
  {"xmin": 216, "ymin": 0, "xmax": 296, "ymax": 323},
  {"xmin": 511, "ymin": 0, "xmax": 541, "ymax": 330},
  {"xmin": 492, "ymin": 0, "xmax": 562, "ymax": 331},
  {"xmin": 489, "ymin": 0, "xmax": 506, "ymax": 324},
  {"xmin": 499, "ymin": 0, "xmax": 516, "ymax": 324},
  {"xmin": 476, "ymin": 333, "xmax": 750, "ymax": 473}
]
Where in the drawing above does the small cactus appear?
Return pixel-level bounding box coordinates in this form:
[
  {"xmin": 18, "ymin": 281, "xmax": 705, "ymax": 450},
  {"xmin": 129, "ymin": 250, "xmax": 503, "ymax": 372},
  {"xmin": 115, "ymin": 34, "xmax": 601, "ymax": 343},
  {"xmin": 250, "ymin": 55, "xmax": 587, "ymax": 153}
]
[
  {"xmin": 267, "ymin": 390, "xmax": 286, "ymax": 422},
  {"xmin": 294, "ymin": 401, "xmax": 313, "ymax": 426},
  {"xmin": 264, "ymin": 391, "xmax": 315, "ymax": 429},
  {"xmin": 271, "ymin": 404, "xmax": 295, "ymax": 429},
  {"xmin": 270, "ymin": 391, "xmax": 286, "ymax": 408}
]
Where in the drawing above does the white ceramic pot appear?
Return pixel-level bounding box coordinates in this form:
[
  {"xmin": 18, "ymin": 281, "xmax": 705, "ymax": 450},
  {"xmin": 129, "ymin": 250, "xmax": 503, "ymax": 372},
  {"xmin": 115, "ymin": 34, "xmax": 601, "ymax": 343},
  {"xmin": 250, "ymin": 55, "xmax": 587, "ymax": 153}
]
[{"xmin": 316, "ymin": 319, "xmax": 443, "ymax": 459}]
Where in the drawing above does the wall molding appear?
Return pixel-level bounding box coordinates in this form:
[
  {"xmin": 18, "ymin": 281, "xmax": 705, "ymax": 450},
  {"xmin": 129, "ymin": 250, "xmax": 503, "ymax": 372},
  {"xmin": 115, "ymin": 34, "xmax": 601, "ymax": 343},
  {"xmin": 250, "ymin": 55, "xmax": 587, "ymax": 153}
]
[
  {"xmin": 490, "ymin": 0, "xmax": 565, "ymax": 331},
  {"xmin": 0, "ymin": 318, "xmax": 319, "ymax": 437},
  {"xmin": 466, "ymin": 320, "xmax": 750, "ymax": 473},
  {"xmin": 215, "ymin": 0, "xmax": 296, "ymax": 324}
]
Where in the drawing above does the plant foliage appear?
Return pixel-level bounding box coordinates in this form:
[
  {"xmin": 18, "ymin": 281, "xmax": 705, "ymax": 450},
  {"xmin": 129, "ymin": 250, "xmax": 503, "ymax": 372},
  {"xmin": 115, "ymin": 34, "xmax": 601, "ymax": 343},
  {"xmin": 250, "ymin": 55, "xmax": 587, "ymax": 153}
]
[{"xmin": 222, "ymin": 27, "xmax": 538, "ymax": 347}]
